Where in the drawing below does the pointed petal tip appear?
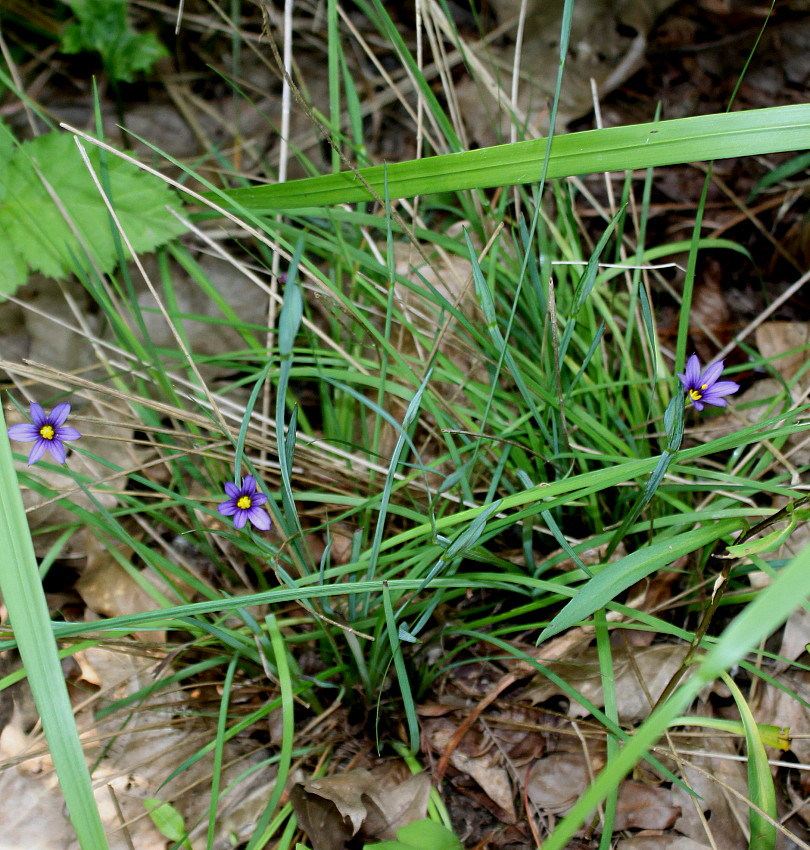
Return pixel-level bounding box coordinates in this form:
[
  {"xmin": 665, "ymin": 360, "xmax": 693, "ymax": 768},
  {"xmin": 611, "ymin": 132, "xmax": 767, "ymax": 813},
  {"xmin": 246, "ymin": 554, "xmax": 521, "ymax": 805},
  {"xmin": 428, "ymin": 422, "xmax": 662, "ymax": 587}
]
[
  {"xmin": 50, "ymin": 403, "xmax": 72, "ymax": 426},
  {"xmin": 218, "ymin": 500, "xmax": 238, "ymax": 516},
  {"xmin": 248, "ymin": 507, "xmax": 271, "ymax": 530},
  {"xmin": 27, "ymin": 440, "xmax": 48, "ymax": 465},
  {"xmin": 29, "ymin": 402, "xmax": 46, "ymax": 425},
  {"xmin": 8, "ymin": 423, "xmax": 40, "ymax": 441}
]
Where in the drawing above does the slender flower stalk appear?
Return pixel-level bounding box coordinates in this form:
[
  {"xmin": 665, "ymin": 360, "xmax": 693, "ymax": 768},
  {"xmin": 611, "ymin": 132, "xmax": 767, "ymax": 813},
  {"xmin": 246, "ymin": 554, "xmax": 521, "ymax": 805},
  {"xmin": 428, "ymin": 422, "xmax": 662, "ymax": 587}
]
[
  {"xmin": 678, "ymin": 354, "xmax": 740, "ymax": 411},
  {"xmin": 217, "ymin": 475, "xmax": 271, "ymax": 530},
  {"xmin": 7, "ymin": 402, "xmax": 82, "ymax": 465}
]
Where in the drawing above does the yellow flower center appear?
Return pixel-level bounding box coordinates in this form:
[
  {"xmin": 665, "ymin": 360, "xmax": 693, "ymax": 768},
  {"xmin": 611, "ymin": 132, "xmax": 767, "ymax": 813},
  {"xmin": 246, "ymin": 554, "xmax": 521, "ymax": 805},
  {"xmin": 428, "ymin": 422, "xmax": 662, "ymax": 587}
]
[
  {"xmin": 39, "ymin": 425, "xmax": 55, "ymax": 440},
  {"xmin": 689, "ymin": 383, "xmax": 708, "ymax": 401},
  {"xmin": 236, "ymin": 495, "xmax": 252, "ymax": 510}
]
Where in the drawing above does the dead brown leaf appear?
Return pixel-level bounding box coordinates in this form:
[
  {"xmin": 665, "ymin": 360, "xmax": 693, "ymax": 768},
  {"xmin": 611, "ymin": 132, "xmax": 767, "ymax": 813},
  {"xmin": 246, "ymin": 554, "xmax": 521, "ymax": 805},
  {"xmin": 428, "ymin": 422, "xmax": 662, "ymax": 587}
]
[
  {"xmin": 524, "ymin": 644, "xmax": 687, "ymax": 723},
  {"xmin": 290, "ymin": 768, "xmax": 431, "ymax": 850},
  {"xmin": 616, "ymin": 836, "xmax": 711, "ymax": 849},
  {"xmin": 453, "ymin": 0, "xmax": 679, "ymax": 143},
  {"xmin": 425, "ymin": 719, "xmax": 516, "ymax": 822},
  {"xmin": 527, "ymin": 750, "xmax": 597, "ymax": 814},
  {"xmin": 614, "ymin": 779, "xmax": 681, "ymax": 830},
  {"xmin": 667, "ymin": 736, "xmax": 749, "ymax": 850},
  {"xmin": 755, "ymin": 321, "xmax": 810, "ymax": 381}
]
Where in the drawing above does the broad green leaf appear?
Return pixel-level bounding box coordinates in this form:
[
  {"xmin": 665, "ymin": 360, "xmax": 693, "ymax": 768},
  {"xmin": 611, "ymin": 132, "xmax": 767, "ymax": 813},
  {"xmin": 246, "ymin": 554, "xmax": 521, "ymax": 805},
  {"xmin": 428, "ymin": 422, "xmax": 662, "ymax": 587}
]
[
  {"xmin": 538, "ymin": 518, "xmax": 740, "ymax": 643},
  {"xmin": 60, "ymin": 0, "xmax": 168, "ymax": 83},
  {"xmin": 144, "ymin": 798, "xmax": 191, "ymax": 847},
  {"xmin": 210, "ymin": 104, "xmax": 810, "ymax": 211},
  {"xmin": 363, "ymin": 819, "xmax": 462, "ymax": 850},
  {"xmin": 0, "ymin": 131, "xmax": 186, "ymax": 294}
]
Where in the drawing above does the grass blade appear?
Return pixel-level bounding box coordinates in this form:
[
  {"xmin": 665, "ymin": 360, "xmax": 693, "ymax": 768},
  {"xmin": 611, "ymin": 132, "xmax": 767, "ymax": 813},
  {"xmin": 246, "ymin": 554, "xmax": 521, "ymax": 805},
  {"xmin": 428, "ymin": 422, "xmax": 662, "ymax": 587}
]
[
  {"xmin": 212, "ymin": 105, "xmax": 810, "ymax": 210},
  {"xmin": 0, "ymin": 404, "xmax": 108, "ymax": 848}
]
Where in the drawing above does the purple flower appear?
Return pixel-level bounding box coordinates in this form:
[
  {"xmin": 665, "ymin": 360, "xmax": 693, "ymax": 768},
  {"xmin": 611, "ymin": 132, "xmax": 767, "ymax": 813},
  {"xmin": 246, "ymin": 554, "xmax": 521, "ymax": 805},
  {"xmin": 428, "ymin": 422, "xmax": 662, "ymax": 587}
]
[
  {"xmin": 8, "ymin": 402, "xmax": 82, "ymax": 465},
  {"xmin": 678, "ymin": 354, "xmax": 740, "ymax": 411},
  {"xmin": 217, "ymin": 475, "xmax": 271, "ymax": 531}
]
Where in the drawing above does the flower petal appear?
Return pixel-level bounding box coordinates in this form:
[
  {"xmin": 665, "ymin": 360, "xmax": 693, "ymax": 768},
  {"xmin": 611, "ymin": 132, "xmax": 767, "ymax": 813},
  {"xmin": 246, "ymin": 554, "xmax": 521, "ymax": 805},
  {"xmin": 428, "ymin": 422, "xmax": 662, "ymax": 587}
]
[
  {"xmin": 703, "ymin": 380, "xmax": 739, "ymax": 398},
  {"xmin": 242, "ymin": 475, "xmax": 257, "ymax": 494},
  {"xmin": 250, "ymin": 491, "xmax": 267, "ymax": 507},
  {"xmin": 218, "ymin": 500, "xmax": 238, "ymax": 516},
  {"xmin": 28, "ymin": 439, "xmax": 49, "ymax": 465},
  {"xmin": 50, "ymin": 403, "xmax": 72, "ymax": 427},
  {"xmin": 47, "ymin": 439, "xmax": 67, "ymax": 464},
  {"xmin": 224, "ymin": 482, "xmax": 240, "ymax": 499},
  {"xmin": 56, "ymin": 426, "xmax": 82, "ymax": 441},
  {"xmin": 691, "ymin": 399, "xmax": 705, "ymax": 412},
  {"xmin": 8, "ymin": 423, "xmax": 40, "ymax": 442},
  {"xmin": 247, "ymin": 507, "xmax": 271, "ymax": 530},
  {"xmin": 233, "ymin": 510, "xmax": 248, "ymax": 530},
  {"xmin": 699, "ymin": 360, "xmax": 724, "ymax": 388},
  {"xmin": 29, "ymin": 403, "xmax": 47, "ymax": 427},
  {"xmin": 684, "ymin": 354, "xmax": 701, "ymax": 386}
]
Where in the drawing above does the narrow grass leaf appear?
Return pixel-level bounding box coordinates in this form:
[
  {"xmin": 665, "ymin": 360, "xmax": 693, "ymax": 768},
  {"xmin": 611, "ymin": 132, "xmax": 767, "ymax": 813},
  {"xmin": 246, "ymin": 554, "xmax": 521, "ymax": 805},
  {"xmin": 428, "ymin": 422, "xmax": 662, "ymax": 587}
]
[
  {"xmin": 246, "ymin": 615, "xmax": 295, "ymax": 849},
  {"xmin": 539, "ymin": 518, "xmax": 740, "ymax": 643},
  {"xmin": 0, "ymin": 404, "xmax": 109, "ymax": 848},
  {"xmin": 213, "ymin": 105, "xmax": 810, "ymax": 210},
  {"xmin": 382, "ymin": 582, "xmax": 420, "ymax": 753}
]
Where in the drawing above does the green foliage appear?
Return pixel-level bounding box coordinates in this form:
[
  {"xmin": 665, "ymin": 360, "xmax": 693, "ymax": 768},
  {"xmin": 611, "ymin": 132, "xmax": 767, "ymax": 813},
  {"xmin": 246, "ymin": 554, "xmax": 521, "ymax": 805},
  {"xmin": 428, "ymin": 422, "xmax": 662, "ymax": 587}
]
[
  {"xmin": 60, "ymin": 0, "xmax": 167, "ymax": 83},
  {"xmin": 0, "ymin": 128, "xmax": 186, "ymax": 294},
  {"xmin": 0, "ymin": 404, "xmax": 108, "ymax": 847},
  {"xmin": 211, "ymin": 104, "xmax": 810, "ymax": 211},
  {"xmin": 144, "ymin": 798, "xmax": 191, "ymax": 848},
  {"xmin": 363, "ymin": 819, "xmax": 462, "ymax": 850},
  {"xmin": 3, "ymin": 1, "xmax": 810, "ymax": 848}
]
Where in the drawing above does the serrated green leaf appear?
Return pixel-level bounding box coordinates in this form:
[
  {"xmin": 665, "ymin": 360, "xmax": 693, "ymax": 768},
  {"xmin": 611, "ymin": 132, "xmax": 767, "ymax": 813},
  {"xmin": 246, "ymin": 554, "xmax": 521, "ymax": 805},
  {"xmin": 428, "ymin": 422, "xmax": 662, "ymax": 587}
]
[
  {"xmin": 0, "ymin": 131, "xmax": 186, "ymax": 294},
  {"xmin": 363, "ymin": 819, "xmax": 462, "ymax": 850},
  {"xmin": 0, "ymin": 124, "xmax": 14, "ymax": 204},
  {"xmin": 60, "ymin": 0, "xmax": 168, "ymax": 83}
]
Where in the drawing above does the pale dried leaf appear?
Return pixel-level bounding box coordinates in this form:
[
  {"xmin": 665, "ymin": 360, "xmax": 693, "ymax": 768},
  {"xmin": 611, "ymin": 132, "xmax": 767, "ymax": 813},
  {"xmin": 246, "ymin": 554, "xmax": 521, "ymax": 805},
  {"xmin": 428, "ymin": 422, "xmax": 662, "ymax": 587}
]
[
  {"xmin": 669, "ymin": 737, "xmax": 749, "ymax": 850},
  {"xmin": 291, "ymin": 768, "xmax": 432, "ymax": 850},
  {"xmin": 453, "ymin": 0, "xmax": 678, "ymax": 144},
  {"xmin": 774, "ymin": 606, "xmax": 810, "ymax": 670},
  {"xmin": 527, "ymin": 751, "xmax": 595, "ymax": 813},
  {"xmin": 0, "ymin": 763, "xmax": 76, "ymax": 850},
  {"xmin": 524, "ymin": 644, "xmax": 686, "ymax": 722},
  {"xmin": 614, "ymin": 779, "xmax": 681, "ymax": 830},
  {"xmin": 616, "ymin": 836, "xmax": 711, "ymax": 849},
  {"xmin": 369, "ymin": 772, "xmax": 432, "ymax": 836},
  {"xmin": 755, "ymin": 321, "xmax": 810, "ymax": 381},
  {"xmin": 427, "ymin": 723, "xmax": 516, "ymax": 821},
  {"xmin": 755, "ymin": 668, "xmax": 810, "ymax": 763},
  {"xmin": 76, "ymin": 542, "xmax": 166, "ymax": 643}
]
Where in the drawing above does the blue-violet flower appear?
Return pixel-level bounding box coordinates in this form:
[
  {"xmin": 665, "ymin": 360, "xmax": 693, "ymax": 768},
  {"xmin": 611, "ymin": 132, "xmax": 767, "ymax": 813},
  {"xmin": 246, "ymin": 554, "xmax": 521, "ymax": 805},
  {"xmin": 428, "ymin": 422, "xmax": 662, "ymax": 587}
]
[
  {"xmin": 678, "ymin": 354, "xmax": 739, "ymax": 411},
  {"xmin": 8, "ymin": 402, "xmax": 82, "ymax": 465},
  {"xmin": 217, "ymin": 475, "xmax": 271, "ymax": 530}
]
